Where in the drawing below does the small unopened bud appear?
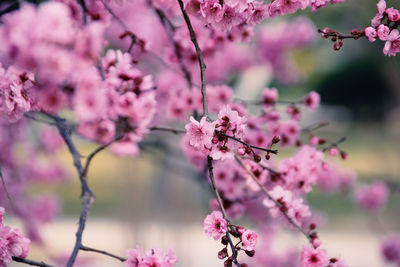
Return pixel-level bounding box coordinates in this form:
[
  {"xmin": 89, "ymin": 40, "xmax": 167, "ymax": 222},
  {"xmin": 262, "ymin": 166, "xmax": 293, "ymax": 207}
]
[
  {"xmin": 318, "ymin": 138, "xmax": 326, "ymax": 145},
  {"xmin": 236, "ymin": 226, "xmax": 245, "ymax": 235},
  {"xmin": 253, "ymin": 154, "xmax": 261, "ymax": 162},
  {"xmin": 224, "ymin": 257, "xmax": 233, "ymax": 267},
  {"xmin": 340, "ymin": 150, "xmax": 348, "ymax": 160},
  {"xmin": 221, "ymin": 236, "xmax": 229, "ymax": 245},
  {"xmin": 245, "ymin": 250, "xmax": 255, "ymax": 257},
  {"xmin": 312, "ymin": 238, "xmax": 322, "ymax": 248},
  {"xmin": 237, "ymin": 147, "xmax": 246, "ymax": 156},
  {"xmin": 309, "ymin": 223, "xmax": 317, "ymax": 230},
  {"xmin": 241, "ymin": 264, "xmax": 248, "ymax": 267},
  {"xmin": 272, "ymin": 135, "xmax": 281, "ymax": 144},
  {"xmin": 329, "ymin": 148, "xmax": 338, "ymax": 157},
  {"xmin": 330, "ymin": 258, "xmax": 338, "ymax": 263},
  {"xmin": 351, "ymin": 28, "xmax": 359, "ymax": 35},
  {"xmin": 218, "ymin": 248, "xmax": 228, "ymax": 260},
  {"xmin": 265, "ymin": 153, "xmax": 270, "ymax": 160},
  {"xmin": 334, "ymin": 42, "xmax": 341, "ymax": 51},
  {"xmin": 296, "ymin": 140, "xmax": 302, "ymax": 147}
]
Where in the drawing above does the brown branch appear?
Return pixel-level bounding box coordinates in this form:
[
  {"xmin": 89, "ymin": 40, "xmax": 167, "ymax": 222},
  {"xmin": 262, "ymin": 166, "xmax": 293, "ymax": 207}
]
[
  {"xmin": 80, "ymin": 245, "xmax": 126, "ymax": 262},
  {"xmin": 218, "ymin": 131, "xmax": 278, "ymax": 155},
  {"xmin": 234, "ymin": 154, "xmax": 313, "ymax": 244},
  {"xmin": 150, "ymin": 126, "xmax": 186, "ymax": 134},
  {"xmin": 207, "ymin": 156, "xmax": 241, "ymax": 267},
  {"xmin": 322, "ymin": 136, "xmax": 346, "ymax": 152},
  {"xmin": 82, "ymin": 135, "xmax": 123, "ymax": 177},
  {"xmin": 152, "ymin": 5, "xmax": 193, "ymax": 88},
  {"xmin": 302, "ymin": 122, "xmax": 329, "ymax": 133},
  {"xmin": 46, "ymin": 115, "xmax": 95, "ymax": 267},
  {"xmin": 177, "ymin": 0, "xmax": 208, "ymax": 116},
  {"xmin": 12, "ymin": 256, "xmax": 54, "ymax": 267}
]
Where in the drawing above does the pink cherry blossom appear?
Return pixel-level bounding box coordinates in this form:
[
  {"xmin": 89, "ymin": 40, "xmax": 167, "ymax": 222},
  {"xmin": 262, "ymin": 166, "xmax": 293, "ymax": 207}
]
[
  {"xmin": 203, "ymin": 211, "xmax": 227, "ymax": 240},
  {"xmin": 386, "ymin": 7, "xmax": 400, "ymax": 22},
  {"xmin": 300, "ymin": 245, "xmax": 329, "ymax": 267},
  {"xmin": 377, "ymin": 24, "xmax": 390, "ymax": 41},
  {"xmin": 241, "ymin": 229, "xmax": 258, "ymax": 251},
  {"xmin": 185, "ymin": 116, "xmax": 215, "ymax": 150},
  {"xmin": 365, "ymin": 27, "xmax": 377, "ymax": 42},
  {"xmin": 261, "ymin": 88, "xmax": 278, "ymax": 108},
  {"xmin": 303, "ymin": 91, "xmax": 320, "ymax": 111}
]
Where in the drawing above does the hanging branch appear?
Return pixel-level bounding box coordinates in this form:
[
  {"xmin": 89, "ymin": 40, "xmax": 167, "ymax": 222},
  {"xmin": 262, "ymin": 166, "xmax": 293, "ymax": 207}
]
[
  {"xmin": 151, "ymin": 4, "xmax": 193, "ymax": 88},
  {"xmin": 176, "ymin": 0, "xmax": 208, "ymax": 116},
  {"xmin": 207, "ymin": 157, "xmax": 241, "ymax": 267},
  {"xmin": 80, "ymin": 245, "xmax": 127, "ymax": 262},
  {"xmin": 12, "ymin": 257, "xmax": 54, "ymax": 267},
  {"xmin": 235, "ymin": 154, "xmax": 313, "ymax": 244}
]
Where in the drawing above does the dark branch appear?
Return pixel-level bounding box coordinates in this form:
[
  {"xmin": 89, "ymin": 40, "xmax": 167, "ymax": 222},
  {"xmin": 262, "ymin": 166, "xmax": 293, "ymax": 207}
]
[
  {"xmin": 150, "ymin": 126, "xmax": 186, "ymax": 134},
  {"xmin": 45, "ymin": 114, "xmax": 95, "ymax": 267},
  {"xmin": 207, "ymin": 156, "xmax": 241, "ymax": 267},
  {"xmin": 235, "ymin": 155, "xmax": 313, "ymax": 244},
  {"xmin": 218, "ymin": 131, "xmax": 278, "ymax": 155},
  {"xmin": 82, "ymin": 135, "xmax": 123, "ymax": 177},
  {"xmin": 12, "ymin": 256, "xmax": 54, "ymax": 267},
  {"xmin": 177, "ymin": 0, "xmax": 208, "ymax": 116},
  {"xmin": 80, "ymin": 245, "xmax": 126, "ymax": 262}
]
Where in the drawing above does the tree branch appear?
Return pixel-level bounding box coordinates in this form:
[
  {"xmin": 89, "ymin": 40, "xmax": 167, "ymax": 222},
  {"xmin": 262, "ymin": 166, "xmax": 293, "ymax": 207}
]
[
  {"xmin": 177, "ymin": 0, "xmax": 207, "ymax": 116},
  {"xmin": 12, "ymin": 256, "xmax": 54, "ymax": 267},
  {"xmin": 234, "ymin": 154, "xmax": 313, "ymax": 244},
  {"xmin": 207, "ymin": 156, "xmax": 241, "ymax": 267},
  {"xmin": 80, "ymin": 245, "xmax": 126, "ymax": 262}
]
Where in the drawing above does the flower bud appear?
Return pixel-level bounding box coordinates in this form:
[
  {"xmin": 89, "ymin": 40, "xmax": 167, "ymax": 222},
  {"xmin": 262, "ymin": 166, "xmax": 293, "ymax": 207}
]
[
  {"xmin": 272, "ymin": 135, "xmax": 280, "ymax": 144},
  {"xmin": 218, "ymin": 247, "xmax": 228, "ymax": 260},
  {"xmin": 245, "ymin": 250, "xmax": 255, "ymax": 257},
  {"xmin": 237, "ymin": 147, "xmax": 246, "ymax": 156},
  {"xmin": 221, "ymin": 235, "xmax": 229, "ymax": 245}
]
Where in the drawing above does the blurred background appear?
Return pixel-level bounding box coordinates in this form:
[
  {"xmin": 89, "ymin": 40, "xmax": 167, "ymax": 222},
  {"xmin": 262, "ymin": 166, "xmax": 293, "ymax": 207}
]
[{"xmin": 5, "ymin": 0, "xmax": 400, "ymax": 266}]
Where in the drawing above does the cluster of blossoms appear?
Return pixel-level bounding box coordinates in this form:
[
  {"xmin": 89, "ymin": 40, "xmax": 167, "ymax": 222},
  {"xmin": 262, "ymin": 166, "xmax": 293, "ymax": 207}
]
[
  {"xmin": 0, "ymin": 0, "xmax": 395, "ymax": 266},
  {"xmin": 301, "ymin": 244, "xmax": 348, "ymax": 267},
  {"xmin": 125, "ymin": 246, "xmax": 177, "ymax": 267},
  {"xmin": 320, "ymin": 0, "xmax": 400, "ymax": 55},
  {"xmin": 0, "ymin": 207, "xmax": 30, "ymax": 265},
  {"xmin": 185, "ymin": 105, "xmax": 246, "ymax": 160},
  {"xmin": 203, "ymin": 211, "xmax": 258, "ymax": 266},
  {"xmin": 181, "ymin": 0, "xmax": 344, "ymax": 33}
]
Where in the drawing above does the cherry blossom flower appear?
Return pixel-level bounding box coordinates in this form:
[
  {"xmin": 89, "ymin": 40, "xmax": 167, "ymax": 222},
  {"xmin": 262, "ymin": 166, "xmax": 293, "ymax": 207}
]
[
  {"xmin": 303, "ymin": 91, "xmax": 320, "ymax": 111},
  {"xmin": 241, "ymin": 229, "xmax": 258, "ymax": 251},
  {"xmin": 203, "ymin": 211, "xmax": 228, "ymax": 240},
  {"xmin": 365, "ymin": 27, "xmax": 377, "ymax": 42},
  {"xmin": 300, "ymin": 245, "xmax": 329, "ymax": 267},
  {"xmin": 383, "ymin": 30, "xmax": 400, "ymax": 56},
  {"xmin": 185, "ymin": 116, "xmax": 215, "ymax": 150}
]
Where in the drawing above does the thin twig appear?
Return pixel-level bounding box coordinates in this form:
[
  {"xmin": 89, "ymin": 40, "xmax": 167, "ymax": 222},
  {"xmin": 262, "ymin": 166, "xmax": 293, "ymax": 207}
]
[
  {"xmin": 80, "ymin": 245, "xmax": 126, "ymax": 262},
  {"xmin": 234, "ymin": 154, "xmax": 313, "ymax": 244},
  {"xmin": 24, "ymin": 113, "xmax": 57, "ymax": 126},
  {"xmin": 177, "ymin": 0, "xmax": 207, "ymax": 116},
  {"xmin": 0, "ymin": 1, "xmax": 19, "ymax": 17},
  {"xmin": 322, "ymin": 136, "xmax": 346, "ymax": 152},
  {"xmin": 82, "ymin": 135, "xmax": 123, "ymax": 177},
  {"xmin": 150, "ymin": 126, "xmax": 186, "ymax": 134},
  {"xmin": 218, "ymin": 131, "xmax": 278, "ymax": 154},
  {"xmin": 302, "ymin": 122, "xmax": 329, "ymax": 133},
  {"xmin": 0, "ymin": 167, "xmax": 16, "ymax": 212},
  {"xmin": 207, "ymin": 156, "xmax": 241, "ymax": 267},
  {"xmin": 12, "ymin": 256, "xmax": 54, "ymax": 267},
  {"xmin": 152, "ymin": 5, "xmax": 193, "ymax": 88}
]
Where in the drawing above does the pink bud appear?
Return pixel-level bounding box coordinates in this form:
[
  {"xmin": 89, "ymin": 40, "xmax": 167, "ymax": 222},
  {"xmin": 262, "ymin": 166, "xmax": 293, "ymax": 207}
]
[{"xmin": 329, "ymin": 148, "xmax": 338, "ymax": 156}]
